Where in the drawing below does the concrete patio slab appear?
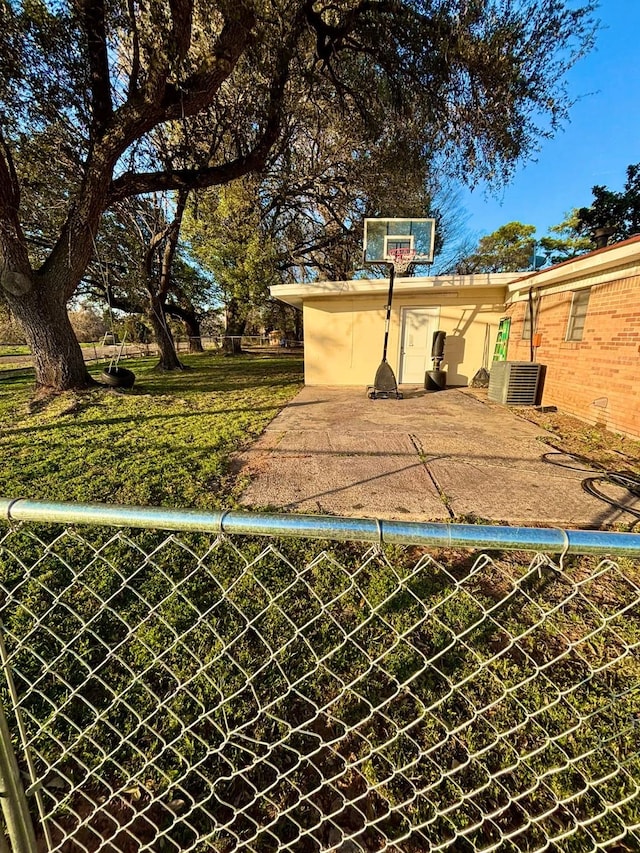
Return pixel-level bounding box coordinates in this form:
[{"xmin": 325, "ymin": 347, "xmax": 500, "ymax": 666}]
[
  {"xmin": 411, "ymin": 433, "xmax": 559, "ymax": 472},
  {"xmin": 234, "ymin": 386, "xmax": 640, "ymax": 527},
  {"xmin": 426, "ymin": 459, "xmax": 616, "ymax": 527},
  {"xmin": 274, "ymin": 430, "xmax": 417, "ymax": 457},
  {"xmin": 237, "ymin": 429, "xmax": 448, "ymax": 519}
]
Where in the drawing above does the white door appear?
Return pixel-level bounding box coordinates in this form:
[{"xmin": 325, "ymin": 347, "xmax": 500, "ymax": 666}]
[{"xmin": 399, "ymin": 307, "xmax": 440, "ymax": 383}]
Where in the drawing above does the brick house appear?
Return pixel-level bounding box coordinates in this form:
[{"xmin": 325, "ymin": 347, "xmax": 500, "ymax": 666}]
[{"xmin": 505, "ymin": 235, "xmax": 640, "ymax": 439}]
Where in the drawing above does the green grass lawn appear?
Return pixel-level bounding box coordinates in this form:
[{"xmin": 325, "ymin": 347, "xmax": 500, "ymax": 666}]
[
  {"xmin": 0, "ymin": 351, "xmax": 303, "ymax": 508},
  {"xmin": 0, "ymin": 344, "xmax": 31, "ymax": 356}
]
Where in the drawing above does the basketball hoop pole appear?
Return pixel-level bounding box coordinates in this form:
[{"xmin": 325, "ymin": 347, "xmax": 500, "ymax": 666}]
[
  {"xmin": 379, "ymin": 251, "xmax": 416, "ymax": 363},
  {"xmin": 381, "ymin": 262, "xmax": 395, "ymax": 364}
]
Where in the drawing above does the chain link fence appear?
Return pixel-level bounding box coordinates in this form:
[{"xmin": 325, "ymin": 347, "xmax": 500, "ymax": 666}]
[
  {"xmin": 0, "ymin": 502, "xmax": 638, "ymax": 853},
  {"xmin": 0, "ymin": 336, "xmax": 303, "ymax": 377}
]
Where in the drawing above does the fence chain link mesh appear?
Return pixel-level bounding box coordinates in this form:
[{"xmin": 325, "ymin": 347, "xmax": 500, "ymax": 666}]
[{"xmin": 0, "ymin": 523, "xmax": 638, "ymax": 853}]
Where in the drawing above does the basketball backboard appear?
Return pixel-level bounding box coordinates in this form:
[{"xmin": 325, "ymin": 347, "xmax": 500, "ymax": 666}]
[{"xmin": 363, "ymin": 218, "xmax": 435, "ymax": 266}]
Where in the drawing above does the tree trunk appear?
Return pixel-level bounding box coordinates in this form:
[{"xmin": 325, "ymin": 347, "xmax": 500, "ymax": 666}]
[
  {"xmin": 180, "ymin": 310, "xmax": 204, "ymax": 352},
  {"xmin": 149, "ymin": 295, "xmax": 184, "ymax": 370},
  {"xmin": 223, "ymin": 299, "xmax": 246, "ymax": 355},
  {"xmin": 293, "ymin": 306, "xmax": 303, "ymax": 343},
  {"xmin": 7, "ymin": 287, "xmax": 93, "ymax": 390},
  {"xmin": 188, "ymin": 328, "xmax": 204, "ymax": 353},
  {"xmin": 165, "ymin": 302, "xmax": 205, "ymax": 353}
]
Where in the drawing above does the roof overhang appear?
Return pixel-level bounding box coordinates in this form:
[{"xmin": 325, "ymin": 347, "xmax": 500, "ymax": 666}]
[
  {"xmin": 271, "ymin": 272, "xmax": 522, "ymax": 309},
  {"xmin": 507, "ymin": 235, "xmax": 640, "ymax": 302}
]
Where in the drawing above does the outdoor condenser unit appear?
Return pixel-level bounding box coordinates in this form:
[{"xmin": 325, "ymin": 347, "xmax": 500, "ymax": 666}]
[{"xmin": 488, "ymin": 361, "xmax": 545, "ymax": 406}]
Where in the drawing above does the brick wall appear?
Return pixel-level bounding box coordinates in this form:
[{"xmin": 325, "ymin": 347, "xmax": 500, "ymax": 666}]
[{"xmin": 506, "ymin": 275, "xmax": 640, "ymax": 438}]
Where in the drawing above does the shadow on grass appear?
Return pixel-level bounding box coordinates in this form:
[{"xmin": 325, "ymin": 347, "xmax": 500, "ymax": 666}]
[
  {"xmin": 1, "ymin": 402, "xmax": 302, "ymax": 436},
  {"xmin": 0, "ymin": 354, "xmax": 304, "ymax": 435},
  {"xmin": 94, "ymin": 351, "xmax": 299, "ymax": 384}
]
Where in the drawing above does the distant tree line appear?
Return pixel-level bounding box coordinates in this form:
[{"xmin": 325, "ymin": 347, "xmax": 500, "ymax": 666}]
[{"xmin": 456, "ymin": 162, "xmax": 640, "ymax": 273}]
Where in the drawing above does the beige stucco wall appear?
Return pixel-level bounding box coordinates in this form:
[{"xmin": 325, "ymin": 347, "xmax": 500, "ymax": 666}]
[{"xmin": 303, "ymin": 287, "xmax": 506, "ymax": 386}]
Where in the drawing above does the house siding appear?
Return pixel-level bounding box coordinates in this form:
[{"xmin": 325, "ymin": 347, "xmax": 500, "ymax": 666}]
[
  {"xmin": 302, "ymin": 288, "xmax": 505, "ymax": 387},
  {"xmin": 506, "ymin": 274, "xmax": 640, "ymax": 438}
]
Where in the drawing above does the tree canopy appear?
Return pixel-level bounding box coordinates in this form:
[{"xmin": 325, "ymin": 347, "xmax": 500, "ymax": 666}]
[
  {"xmin": 0, "ymin": 0, "xmax": 598, "ymax": 389},
  {"xmin": 538, "ymin": 209, "xmax": 592, "ymax": 263},
  {"xmin": 457, "ymin": 221, "xmax": 537, "ymax": 273},
  {"xmin": 577, "ymin": 163, "xmax": 640, "ymax": 244},
  {"xmin": 183, "ymin": 178, "xmax": 280, "ymax": 351}
]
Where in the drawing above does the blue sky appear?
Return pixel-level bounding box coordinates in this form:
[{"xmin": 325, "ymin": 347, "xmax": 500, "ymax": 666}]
[{"xmin": 457, "ymin": 0, "xmax": 640, "ymax": 240}]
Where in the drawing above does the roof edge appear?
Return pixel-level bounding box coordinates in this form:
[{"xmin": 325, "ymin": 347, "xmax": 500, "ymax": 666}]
[
  {"xmin": 271, "ymin": 272, "xmax": 521, "ymax": 308},
  {"xmin": 507, "ymin": 233, "xmax": 640, "ymax": 295}
]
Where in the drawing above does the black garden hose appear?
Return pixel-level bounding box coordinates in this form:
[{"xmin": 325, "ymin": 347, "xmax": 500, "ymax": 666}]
[
  {"xmin": 582, "ymin": 472, "xmax": 640, "ymax": 519},
  {"xmin": 542, "ymin": 449, "xmax": 640, "ymax": 520}
]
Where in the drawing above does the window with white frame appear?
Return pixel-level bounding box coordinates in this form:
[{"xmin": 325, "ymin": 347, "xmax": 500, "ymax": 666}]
[{"xmin": 566, "ymin": 289, "xmax": 591, "ymax": 341}]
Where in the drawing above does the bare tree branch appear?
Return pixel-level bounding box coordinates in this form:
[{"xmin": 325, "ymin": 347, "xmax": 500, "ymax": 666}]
[
  {"xmin": 0, "ymin": 130, "xmax": 20, "ymax": 216},
  {"xmin": 109, "ymin": 74, "xmax": 285, "ymax": 201},
  {"xmin": 159, "ymin": 188, "xmax": 188, "ymax": 298},
  {"xmin": 160, "ymin": 15, "xmax": 256, "ymax": 118},
  {"xmin": 41, "ymin": 6, "xmax": 261, "ymax": 300},
  {"xmin": 126, "ymin": 0, "xmax": 141, "ymax": 97},
  {"xmin": 81, "ymin": 0, "xmax": 113, "ymax": 134},
  {"xmin": 0, "ymin": 131, "xmax": 32, "ymax": 285},
  {"xmin": 169, "ymin": 0, "xmax": 195, "ymax": 64},
  {"xmin": 109, "ymin": 150, "xmax": 264, "ymax": 200}
]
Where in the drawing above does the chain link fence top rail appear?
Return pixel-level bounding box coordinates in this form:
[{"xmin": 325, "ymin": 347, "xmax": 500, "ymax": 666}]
[{"xmin": 0, "ymin": 502, "xmax": 638, "ymax": 853}]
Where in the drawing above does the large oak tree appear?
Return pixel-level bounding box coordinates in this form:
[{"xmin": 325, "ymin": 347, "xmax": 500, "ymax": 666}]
[{"xmin": 0, "ymin": 0, "xmax": 597, "ymax": 390}]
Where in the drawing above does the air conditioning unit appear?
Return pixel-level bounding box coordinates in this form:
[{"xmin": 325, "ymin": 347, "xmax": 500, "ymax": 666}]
[{"xmin": 488, "ymin": 361, "xmax": 545, "ymax": 406}]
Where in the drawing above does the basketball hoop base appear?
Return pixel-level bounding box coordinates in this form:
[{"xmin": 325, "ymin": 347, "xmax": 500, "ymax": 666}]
[
  {"xmin": 367, "ymin": 361, "xmax": 403, "ymax": 400},
  {"xmin": 367, "ymin": 386, "xmax": 404, "ymax": 400}
]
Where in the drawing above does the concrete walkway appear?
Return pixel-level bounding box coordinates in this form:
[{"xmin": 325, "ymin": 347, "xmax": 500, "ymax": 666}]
[{"xmin": 234, "ymin": 387, "xmax": 640, "ymax": 527}]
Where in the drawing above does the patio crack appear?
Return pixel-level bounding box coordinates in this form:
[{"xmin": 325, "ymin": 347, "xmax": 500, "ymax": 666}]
[{"xmin": 409, "ymin": 434, "xmax": 455, "ymax": 519}]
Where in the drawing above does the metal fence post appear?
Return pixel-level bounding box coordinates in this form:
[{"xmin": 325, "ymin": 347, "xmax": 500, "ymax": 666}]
[{"xmin": 0, "ymin": 697, "xmax": 37, "ymax": 853}]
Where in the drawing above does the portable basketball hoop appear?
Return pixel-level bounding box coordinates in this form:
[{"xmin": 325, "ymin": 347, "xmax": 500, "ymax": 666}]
[{"xmin": 363, "ymin": 218, "xmax": 435, "ymax": 400}]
